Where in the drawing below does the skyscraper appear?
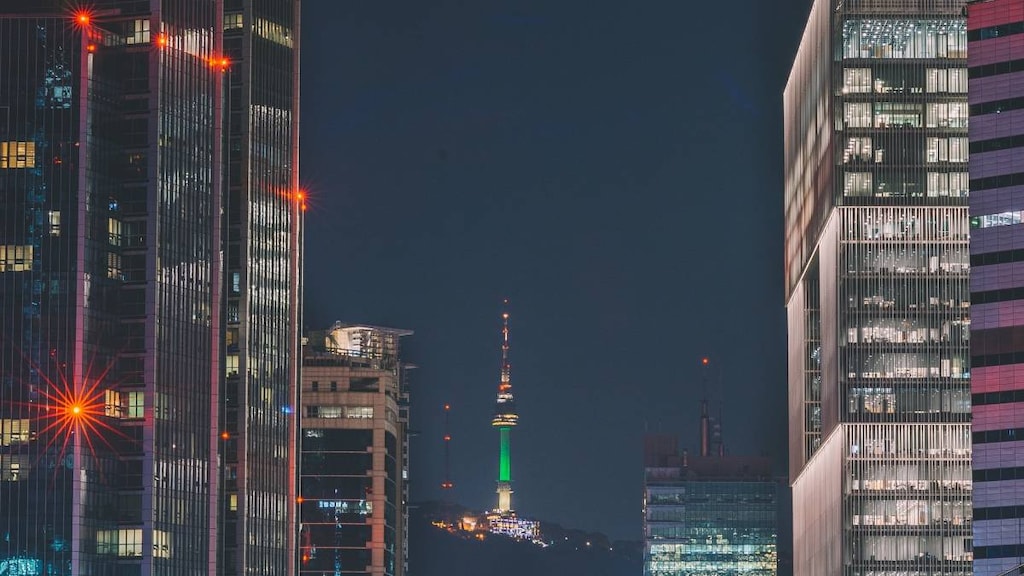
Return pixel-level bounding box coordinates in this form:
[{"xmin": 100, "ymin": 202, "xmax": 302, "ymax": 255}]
[
  {"xmin": 300, "ymin": 323, "xmax": 414, "ymax": 576},
  {"xmin": 0, "ymin": 2, "xmax": 300, "ymax": 574},
  {"xmin": 966, "ymin": 0, "xmax": 1024, "ymax": 572},
  {"xmin": 492, "ymin": 303, "xmax": 518, "ymax": 514},
  {"xmin": 0, "ymin": 2, "xmax": 224, "ymax": 573},
  {"xmin": 785, "ymin": 1, "xmax": 972, "ymax": 574},
  {"xmin": 219, "ymin": 1, "xmax": 301, "ymax": 575}
]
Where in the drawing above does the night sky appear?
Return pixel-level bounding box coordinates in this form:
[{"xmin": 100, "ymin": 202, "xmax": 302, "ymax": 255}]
[{"xmin": 300, "ymin": 1, "xmax": 813, "ymax": 541}]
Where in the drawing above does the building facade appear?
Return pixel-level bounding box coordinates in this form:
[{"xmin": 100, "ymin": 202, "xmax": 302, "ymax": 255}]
[
  {"xmin": 966, "ymin": 0, "xmax": 1024, "ymax": 572},
  {"xmin": 0, "ymin": 8, "xmax": 120, "ymax": 574},
  {"xmin": 0, "ymin": 2, "xmax": 223, "ymax": 573},
  {"xmin": 219, "ymin": 1, "xmax": 301, "ymax": 575},
  {"xmin": 0, "ymin": 2, "xmax": 300, "ymax": 574},
  {"xmin": 642, "ymin": 434, "xmax": 778, "ymax": 576},
  {"xmin": 785, "ymin": 0, "xmax": 973, "ymax": 574},
  {"xmin": 300, "ymin": 324, "xmax": 413, "ymax": 576}
]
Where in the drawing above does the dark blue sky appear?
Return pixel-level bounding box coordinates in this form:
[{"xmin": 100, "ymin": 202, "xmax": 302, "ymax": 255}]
[{"xmin": 300, "ymin": 1, "xmax": 812, "ymax": 540}]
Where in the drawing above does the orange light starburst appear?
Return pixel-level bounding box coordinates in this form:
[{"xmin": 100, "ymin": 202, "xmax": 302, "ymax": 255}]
[{"xmin": 35, "ymin": 376, "xmax": 114, "ymax": 464}]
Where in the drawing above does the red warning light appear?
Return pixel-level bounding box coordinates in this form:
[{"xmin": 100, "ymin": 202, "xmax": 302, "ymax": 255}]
[
  {"xmin": 221, "ymin": 431, "xmax": 230, "ymax": 440},
  {"xmin": 70, "ymin": 404, "xmax": 83, "ymax": 416},
  {"xmin": 157, "ymin": 33, "xmax": 168, "ymax": 47},
  {"xmin": 297, "ymin": 496, "xmax": 304, "ymax": 504},
  {"xmin": 75, "ymin": 12, "xmax": 90, "ymax": 25},
  {"xmin": 444, "ymin": 404, "xmax": 450, "ymax": 411},
  {"xmin": 86, "ymin": 44, "xmax": 96, "ymax": 53},
  {"xmin": 702, "ymin": 357, "xmax": 709, "ymax": 365}
]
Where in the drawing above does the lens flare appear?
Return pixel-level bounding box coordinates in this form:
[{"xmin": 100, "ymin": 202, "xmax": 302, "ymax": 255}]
[{"xmin": 22, "ymin": 353, "xmax": 133, "ymax": 481}]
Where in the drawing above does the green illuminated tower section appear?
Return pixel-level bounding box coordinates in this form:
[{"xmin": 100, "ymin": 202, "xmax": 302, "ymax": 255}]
[{"xmin": 492, "ymin": 303, "xmax": 518, "ymax": 513}]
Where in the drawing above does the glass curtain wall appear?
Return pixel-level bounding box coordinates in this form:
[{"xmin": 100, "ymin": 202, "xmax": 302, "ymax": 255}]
[
  {"xmin": 220, "ymin": 0, "xmax": 299, "ymax": 573},
  {"xmin": 0, "ymin": 15, "xmax": 121, "ymax": 575},
  {"xmin": 645, "ymin": 480, "xmax": 777, "ymax": 575}
]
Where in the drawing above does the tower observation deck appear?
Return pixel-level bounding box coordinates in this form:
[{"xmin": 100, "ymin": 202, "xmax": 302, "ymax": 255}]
[{"xmin": 492, "ymin": 301, "xmax": 518, "ymax": 513}]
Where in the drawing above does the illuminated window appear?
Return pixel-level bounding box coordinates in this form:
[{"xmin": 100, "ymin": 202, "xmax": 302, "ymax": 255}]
[
  {"xmin": 309, "ymin": 405, "xmax": 342, "ymax": 418},
  {"xmin": 971, "ymin": 211, "xmax": 1024, "ymax": 229},
  {"xmin": 926, "ymin": 68, "xmax": 968, "ymax": 93},
  {"xmin": 105, "ymin": 390, "xmax": 122, "ymax": 418},
  {"xmin": 0, "ymin": 141, "xmax": 35, "ymax": 168},
  {"xmin": 107, "ymin": 252, "xmax": 122, "ymax": 279},
  {"xmin": 844, "ymin": 103, "xmax": 872, "ymax": 128},
  {"xmin": 225, "ymin": 354, "xmax": 239, "ymax": 377},
  {"xmin": 122, "ymin": 391, "xmax": 144, "ymax": 419},
  {"xmin": 843, "ymin": 137, "xmax": 872, "ymax": 163},
  {"xmin": 842, "ymin": 68, "xmax": 872, "ymax": 93},
  {"xmin": 926, "ymin": 102, "xmax": 969, "ymax": 128},
  {"xmin": 126, "ymin": 19, "xmax": 150, "ymax": 44},
  {"xmin": 48, "ymin": 211, "xmax": 60, "ymax": 236},
  {"xmin": 0, "ymin": 245, "xmax": 33, "ymax": 272},
  {"xmin": 229, "ymin": 493, "xmax": 238, "ymax": 511},
  {"xmin": 305, "ymin": 405, "xmax": 373, "ymax": 419},
  {"xmin": 927, "ymin": 172, "xmax": 969, "ymax": 197},
  {"xmin": 109, "ymin": 218, "xmax": 122, "ymax": 245},
  {"xmin": 1, "ymin": 419, "xmax": 30, "ymax": 446},
  {"xmin": 225, "ymin": 13, "xmax": 243, "ymax": 29},
  {"xmin": 346, "ymin": 406, "xmax": 374, "ymax": 419},
  {"xmin": 844, "ymin": 173, "xmax": 873, "ymax": 197},
  {"xmin": 927, "ymin": 138, "xmax": 969, "ymax": 163},
  {"xmin": 97, "ymin": 529, "xmax": 143, "ymax": 557},
  {"xmin": 154, "ymin": 392, "xmax": 170, "ymax": 420},
  {"xmin": 153, "ymin": 529, "xmax": 170, "ymax": 558},
  {"xmin": 254, "ymin": 17, "xmax": 293, "ymax": 47}
]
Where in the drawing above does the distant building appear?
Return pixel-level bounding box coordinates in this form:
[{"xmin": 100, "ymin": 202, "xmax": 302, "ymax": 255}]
[
  {"xmin": 300, "ymin": 324, "xmax": 414, "ymax": 576},
  {"xmin": 967, "ymin": 0, "xmax": 1024, "ymax": 573},
  {"xmin": 642, "ymin": 403, "xmax": 778, "ymax": 576}
]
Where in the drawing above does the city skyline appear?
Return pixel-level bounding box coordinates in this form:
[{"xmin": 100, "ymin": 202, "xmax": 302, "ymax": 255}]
[
  {"xmin": 2, "ymin": 0, "xmax": 954, "ymax": 569},
  {"xmin": 300, "ymin": 0, "xmax": 812, "ymax": 541}
]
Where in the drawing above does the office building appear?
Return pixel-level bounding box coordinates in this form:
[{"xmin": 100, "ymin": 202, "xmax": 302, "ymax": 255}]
[
  {"xmin": 642, "ymin": 412, "xmax": 778, "ymax": 576},
  {"xmin": 219, "ymin": 1, "xmax": 301, "ymax": 574},
  {"xmin": 300, "ymin": 323, "xmax": 414, "ymax": 576},
  {"xmin": 785, "ymin": 0, "xmax": 973, "ymax": 573},
  {"xmin": 0, "ymin": 2, "xmax": 300, "ymax": 574},
  {"xmin": 966, "ymin": 0, "xmax": 1024, "ymax": 572},
  {"xmin": 0, "ymin": 2, "xmax": 222, "ymax": 573}
]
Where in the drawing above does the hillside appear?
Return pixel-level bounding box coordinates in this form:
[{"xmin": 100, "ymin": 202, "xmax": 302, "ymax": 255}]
[{"xmin": 409, "ymin": 501, "xmax": 642, "ymax": 576}]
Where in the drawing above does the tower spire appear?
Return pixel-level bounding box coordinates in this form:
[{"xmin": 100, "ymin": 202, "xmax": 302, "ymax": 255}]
[{"xmin": 492, "ymin": 299, "xmax": 518, "ymax": 513}]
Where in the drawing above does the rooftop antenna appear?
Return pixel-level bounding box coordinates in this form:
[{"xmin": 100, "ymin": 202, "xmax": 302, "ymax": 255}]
[
  {"xmin": 700, "ymin": 357, "xmax": 711, "ymax": 457},
  {"xmin": 441, "ymin": 403, "xmax": 454, "ymax": 492}
]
